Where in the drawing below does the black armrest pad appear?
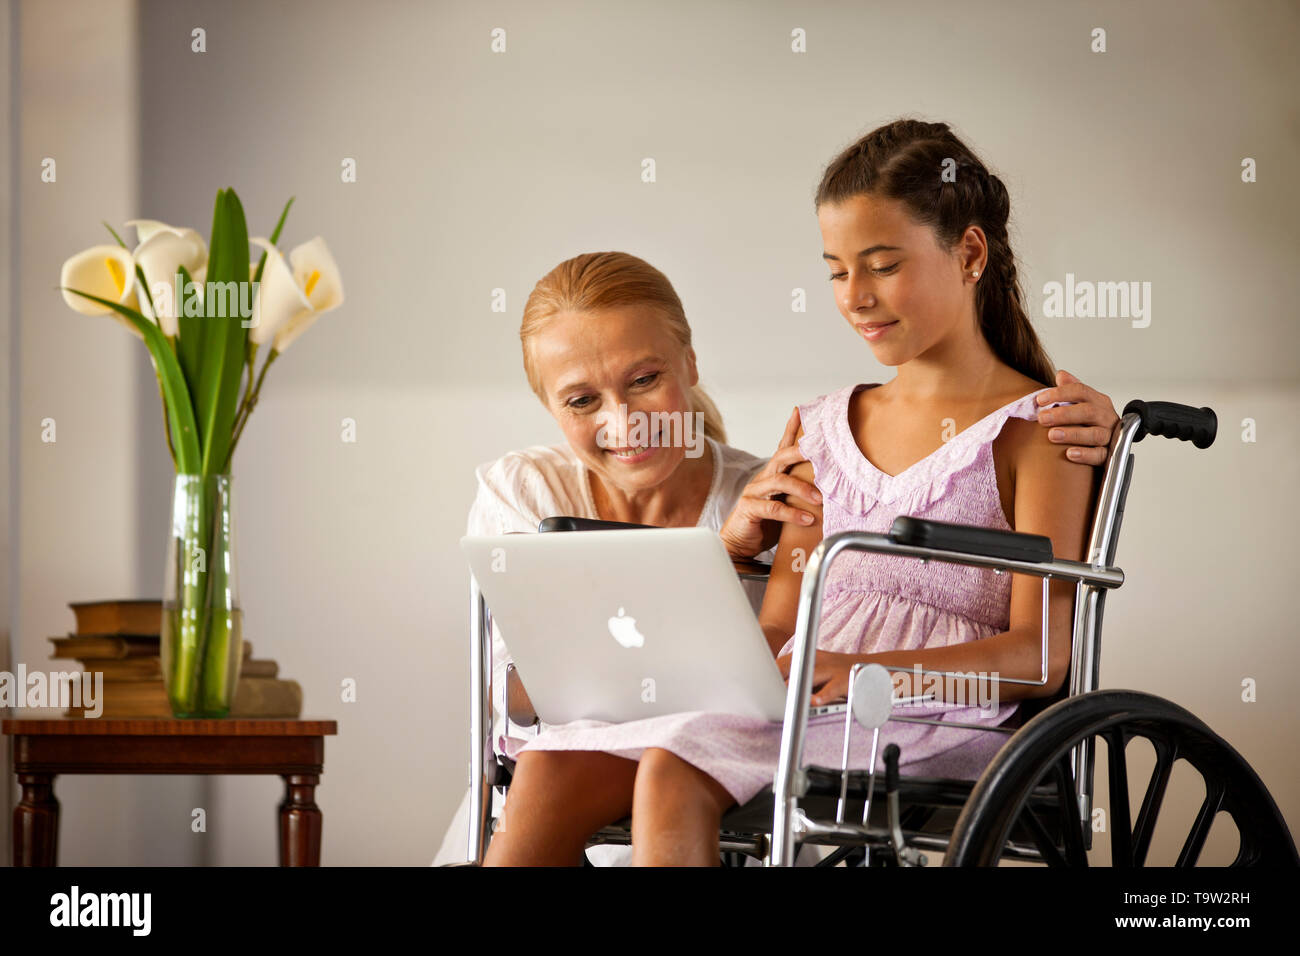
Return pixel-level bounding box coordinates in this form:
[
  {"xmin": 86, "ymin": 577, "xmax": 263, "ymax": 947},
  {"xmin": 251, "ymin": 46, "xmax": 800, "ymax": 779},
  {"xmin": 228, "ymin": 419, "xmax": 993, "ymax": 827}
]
[
  {"xmin": 889, "ymin": 516, "xmax": 1053, "ymax": 564},
  {"xmin": 537, "ymin": 515, "xmax": 770, "ymax": 580},
  {"xmin": 538, "ymin": 516, "xmax": 655, "ymax": 532}
]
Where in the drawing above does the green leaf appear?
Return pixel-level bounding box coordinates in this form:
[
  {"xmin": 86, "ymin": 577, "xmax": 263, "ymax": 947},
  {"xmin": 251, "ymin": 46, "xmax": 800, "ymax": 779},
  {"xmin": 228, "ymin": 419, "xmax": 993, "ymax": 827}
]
[
  {"xmin": 195, "ymin": 188, "xmax": 251, "ymax": 476},
  {"xmin": 175, "ymin": 263, "xmax": 203, "ymax": 399},
  {"xmin": 102, "ymin": 221, "xmax": 129, "ymax": 249},
  {"xmin": 61, "ymin": 288, "xmax": 200, "ymax": 472},
  {"xmin": 252, "ymin": 195, "xmax": 294, "ymax": 287},
  {"xmin": 133, "ymin": 264, "xmax": 157, "ymax": 320}
]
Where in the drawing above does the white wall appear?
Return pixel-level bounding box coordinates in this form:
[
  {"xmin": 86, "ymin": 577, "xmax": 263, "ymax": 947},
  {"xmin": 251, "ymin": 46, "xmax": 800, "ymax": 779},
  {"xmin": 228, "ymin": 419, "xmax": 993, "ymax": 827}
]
[
  {"xmin": 1, "ymin": 0, "xmax": 15, "ymax": 868},
  {"xmin": 7, "ymin": 0, "xmax": 207, "ymax": 865},
  {"xmin": 8, "ymin": 0, "xmax": 1296, "ymax": 865}
]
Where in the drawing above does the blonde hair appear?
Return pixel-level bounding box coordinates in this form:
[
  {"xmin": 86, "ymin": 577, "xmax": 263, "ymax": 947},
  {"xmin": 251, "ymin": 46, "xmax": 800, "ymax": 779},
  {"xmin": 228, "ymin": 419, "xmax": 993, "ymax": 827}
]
[{"xmin": 519, "ymin": 251, "xmax": 727, "ymax": 443}]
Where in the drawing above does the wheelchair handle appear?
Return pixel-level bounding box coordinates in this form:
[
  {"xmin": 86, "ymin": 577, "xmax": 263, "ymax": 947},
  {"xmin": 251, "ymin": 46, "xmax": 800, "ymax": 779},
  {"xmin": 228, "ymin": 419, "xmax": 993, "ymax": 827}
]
[{"xmin": 1121, "ymin": 400, "xmax": 1217, "ymax": 449}]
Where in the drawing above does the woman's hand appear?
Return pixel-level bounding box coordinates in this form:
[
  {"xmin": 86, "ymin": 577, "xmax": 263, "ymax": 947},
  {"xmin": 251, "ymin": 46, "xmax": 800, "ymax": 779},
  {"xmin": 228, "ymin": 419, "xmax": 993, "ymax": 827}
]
[
  {"xmin": 775, "ymin": 650, "xmax": 860, "ymax": 707},
  {"xmin": 719, "ymin": 407, "xmax": 823, "ymax": 559},
  {"xmin": 1036, "ymin": 369, "xmax": 1120, "ymax": 466}
]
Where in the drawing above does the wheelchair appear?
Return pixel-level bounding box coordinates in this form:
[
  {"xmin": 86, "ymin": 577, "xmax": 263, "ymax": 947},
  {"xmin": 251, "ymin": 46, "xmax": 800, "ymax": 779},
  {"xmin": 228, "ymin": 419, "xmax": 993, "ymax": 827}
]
[{"xmin": 459, "ymin": 399, "xmax": 1299, "ymax": 867}]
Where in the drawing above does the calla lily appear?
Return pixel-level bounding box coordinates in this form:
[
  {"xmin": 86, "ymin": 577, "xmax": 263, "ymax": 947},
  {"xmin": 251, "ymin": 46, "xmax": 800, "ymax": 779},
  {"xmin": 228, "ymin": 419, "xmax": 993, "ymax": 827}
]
[
  {"xmin": 247, "ymin": 237, "xmax": 311, "ymax": 346},
  {"xmin": 127, "ymin": 219, "xmax": 208, "ymax": 262},
  {"xmin": 126, "ymin": 219, "xmax": 208, "ymax": 266},
  {"xmin": 128, "ymin": 221, "xmax": 208, "ymax": 336},
  {"xmin": 274, "ymin": 237, "xmax": 345, "ymax": 353},
  {"xmin": 60, "ymin": 244, "xmax": 144, "ymax": 339},
  {"xmin": 246, "ymin": 236, "xmax": 344, "ymax": 352},
  {"xmin": 127, "ymin": 218, "xmax": 181, "ymax": 245}
]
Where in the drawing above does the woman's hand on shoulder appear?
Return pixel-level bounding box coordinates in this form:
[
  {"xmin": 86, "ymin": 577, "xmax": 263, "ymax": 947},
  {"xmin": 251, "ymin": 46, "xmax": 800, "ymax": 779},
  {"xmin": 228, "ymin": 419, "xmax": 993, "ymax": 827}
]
[
  {"xmin": 719, "ymin": 408, "xmax": 823, "ymax": 559},
  {"xmin": 1034, "ymin": 369, "xmax": 1119, "ymax": 467}
]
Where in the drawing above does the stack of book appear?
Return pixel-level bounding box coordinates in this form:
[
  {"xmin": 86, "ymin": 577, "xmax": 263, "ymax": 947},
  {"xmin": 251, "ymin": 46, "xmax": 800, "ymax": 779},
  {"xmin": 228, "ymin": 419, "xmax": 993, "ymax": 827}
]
[{"xmin": 55, "ymin": 599, "xmax": 303, "ymax": 718}]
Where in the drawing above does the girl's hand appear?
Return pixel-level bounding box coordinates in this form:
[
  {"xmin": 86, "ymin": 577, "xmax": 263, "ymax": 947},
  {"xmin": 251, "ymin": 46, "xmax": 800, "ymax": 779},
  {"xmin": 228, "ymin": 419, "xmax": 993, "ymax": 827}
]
[
  {"xmin": 1035, "ymin": 369, "xmax": 1120, "ymax": 466},
  {"xmin": 775, "ymin": 650, "xmax": 860, "ymax": 707},
  {"xmin": 719, "ymin": 408, "xmax": 823, "ymax": 559}
]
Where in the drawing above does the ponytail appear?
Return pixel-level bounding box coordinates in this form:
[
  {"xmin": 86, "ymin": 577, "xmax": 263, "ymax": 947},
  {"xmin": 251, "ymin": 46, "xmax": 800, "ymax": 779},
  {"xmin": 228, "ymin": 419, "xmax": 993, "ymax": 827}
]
[{"xmin": 814, "ymin": 118, "xmax": 1056, "ymax": 387}]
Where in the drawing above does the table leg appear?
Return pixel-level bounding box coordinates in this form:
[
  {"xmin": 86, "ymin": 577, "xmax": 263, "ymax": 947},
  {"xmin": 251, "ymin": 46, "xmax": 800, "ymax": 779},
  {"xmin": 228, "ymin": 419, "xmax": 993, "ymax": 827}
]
[
  {"xmin": 14, "ymin": 772, "xmax": 59, "ymax": 867},
  {"xmin": 279, "ymin": 773, "xmax": 322, "ymax": 866}
]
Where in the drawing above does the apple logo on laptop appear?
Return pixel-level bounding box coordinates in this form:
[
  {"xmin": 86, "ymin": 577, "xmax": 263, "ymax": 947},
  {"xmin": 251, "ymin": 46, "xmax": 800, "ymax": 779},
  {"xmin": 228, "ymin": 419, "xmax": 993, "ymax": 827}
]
[{"xmin": 608, "ymin": 607, "xmax": 645, "ymax": 648}]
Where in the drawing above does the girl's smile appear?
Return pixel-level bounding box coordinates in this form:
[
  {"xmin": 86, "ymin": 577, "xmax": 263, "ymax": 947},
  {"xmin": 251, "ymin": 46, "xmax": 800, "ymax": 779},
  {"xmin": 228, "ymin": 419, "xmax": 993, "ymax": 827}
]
[
  {"xmin": 856, "ymin": 319, "xmax": 899, "ymax": 341},
  {"xmin": 819, "ymin": 193, "xmax": 981, "ymax": 371}
]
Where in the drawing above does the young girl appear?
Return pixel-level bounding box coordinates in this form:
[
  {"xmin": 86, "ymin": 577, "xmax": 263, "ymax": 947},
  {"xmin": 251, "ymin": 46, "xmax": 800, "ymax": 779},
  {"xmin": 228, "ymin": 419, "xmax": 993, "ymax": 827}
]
[{"xmin": 482, "ymin": 118, "xmax": 1095, "ymax": 867}]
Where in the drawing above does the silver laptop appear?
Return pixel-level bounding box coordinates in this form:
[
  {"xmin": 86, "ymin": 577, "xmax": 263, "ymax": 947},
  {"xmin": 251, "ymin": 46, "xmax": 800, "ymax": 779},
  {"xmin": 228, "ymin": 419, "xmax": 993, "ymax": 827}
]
[{"xmin": 460, "ymin": 527, "xmax": 847, "ymax": 725}]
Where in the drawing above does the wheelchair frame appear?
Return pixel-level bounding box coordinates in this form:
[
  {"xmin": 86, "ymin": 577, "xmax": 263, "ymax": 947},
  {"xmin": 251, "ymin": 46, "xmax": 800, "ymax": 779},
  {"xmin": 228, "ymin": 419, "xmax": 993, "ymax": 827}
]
[{"xmin": 460, "ymin": 399, "xmax": 1297, "ymax": 867}]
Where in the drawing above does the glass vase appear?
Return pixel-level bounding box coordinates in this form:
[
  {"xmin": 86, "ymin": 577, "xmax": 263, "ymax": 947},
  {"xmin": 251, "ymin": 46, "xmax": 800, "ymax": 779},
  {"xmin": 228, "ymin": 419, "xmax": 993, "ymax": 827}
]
[{"xmin": 161, "ymin": 473, "xmax": 243, "ymax": 718}]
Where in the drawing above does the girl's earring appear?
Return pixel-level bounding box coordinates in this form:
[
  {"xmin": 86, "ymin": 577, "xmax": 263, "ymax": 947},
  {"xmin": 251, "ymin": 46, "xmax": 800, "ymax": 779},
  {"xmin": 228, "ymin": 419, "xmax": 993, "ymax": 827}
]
[{"xmin": 971, "ymin": 270, "xmax": 980, "ymax": 279}]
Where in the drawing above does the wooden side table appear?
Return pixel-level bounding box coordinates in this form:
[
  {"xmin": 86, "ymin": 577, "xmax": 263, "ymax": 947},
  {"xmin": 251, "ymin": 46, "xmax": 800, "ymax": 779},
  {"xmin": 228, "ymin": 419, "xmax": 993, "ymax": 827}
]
[{"xmin": 1, "ymin": 716, "xmax": 338, "ymax": 866}]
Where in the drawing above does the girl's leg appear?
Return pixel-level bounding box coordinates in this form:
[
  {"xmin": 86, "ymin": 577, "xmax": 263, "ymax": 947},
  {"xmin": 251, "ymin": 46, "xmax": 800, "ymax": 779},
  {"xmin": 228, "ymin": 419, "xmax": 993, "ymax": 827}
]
[
  {"xmin": 482, "ymin": 749, "xmax": 639, "ymax": 866},
  {"xmin": 630, "ymin": 747, "xmax": 738, "ymax": 866}
]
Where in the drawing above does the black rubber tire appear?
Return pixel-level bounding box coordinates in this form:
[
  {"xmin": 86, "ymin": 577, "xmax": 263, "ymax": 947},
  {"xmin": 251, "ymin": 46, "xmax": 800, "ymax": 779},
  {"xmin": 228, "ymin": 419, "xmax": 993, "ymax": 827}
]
[{"xmin": 944, "ymin": 689, "xmax": 1298, "ymax": 867}]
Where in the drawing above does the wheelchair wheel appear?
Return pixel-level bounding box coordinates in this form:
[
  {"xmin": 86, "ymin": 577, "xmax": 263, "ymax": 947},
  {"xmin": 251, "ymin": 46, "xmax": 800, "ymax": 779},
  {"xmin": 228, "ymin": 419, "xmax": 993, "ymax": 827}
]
[{"xmin": 944, "ymin": 689, "xmax": 1298, "ymax": 867}]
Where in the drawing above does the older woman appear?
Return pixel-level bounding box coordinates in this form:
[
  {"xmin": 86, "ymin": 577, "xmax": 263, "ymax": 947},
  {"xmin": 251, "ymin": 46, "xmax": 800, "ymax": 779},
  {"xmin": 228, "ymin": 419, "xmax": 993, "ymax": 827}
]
[{"xmin": 433, "ymin": 250, "xmax": 1118, "ymax": 866}]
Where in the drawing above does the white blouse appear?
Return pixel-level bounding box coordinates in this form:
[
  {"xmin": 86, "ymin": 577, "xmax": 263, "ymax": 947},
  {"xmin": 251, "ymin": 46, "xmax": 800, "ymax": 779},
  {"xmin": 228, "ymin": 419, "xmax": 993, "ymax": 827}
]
[
  {"xmin": 467, "ymin": 435, "xmax": 768, "ymax": 754},
  {"xmin": 434, "ymin": 435, "xmax": 769, "ymax": 866}
]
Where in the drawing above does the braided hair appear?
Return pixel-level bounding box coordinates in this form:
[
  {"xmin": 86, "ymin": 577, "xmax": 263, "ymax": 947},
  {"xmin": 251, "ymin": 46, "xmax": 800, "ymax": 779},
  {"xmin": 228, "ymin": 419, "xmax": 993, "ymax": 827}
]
[{"xmin": 814, "ymin": 119, "xmax": 1055, "ymax": 387}]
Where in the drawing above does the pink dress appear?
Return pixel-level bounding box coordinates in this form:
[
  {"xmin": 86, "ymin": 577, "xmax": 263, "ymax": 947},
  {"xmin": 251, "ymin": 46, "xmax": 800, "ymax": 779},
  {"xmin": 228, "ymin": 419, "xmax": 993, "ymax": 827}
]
[{"xmin": 506, "ymin": 383, "xmax": 1063, "ymax": 807}]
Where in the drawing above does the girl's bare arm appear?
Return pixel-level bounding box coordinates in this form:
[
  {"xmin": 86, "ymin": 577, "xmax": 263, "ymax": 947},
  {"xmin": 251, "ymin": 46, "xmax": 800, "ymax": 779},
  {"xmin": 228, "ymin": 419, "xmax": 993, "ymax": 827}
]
[
  {"xmin": 866, "ymin": 418, "xmax": 1094, "ymax": 703},
  {"xmin": 1035, "ymin": 369, "xmax": 1120, "ymax": 466}
]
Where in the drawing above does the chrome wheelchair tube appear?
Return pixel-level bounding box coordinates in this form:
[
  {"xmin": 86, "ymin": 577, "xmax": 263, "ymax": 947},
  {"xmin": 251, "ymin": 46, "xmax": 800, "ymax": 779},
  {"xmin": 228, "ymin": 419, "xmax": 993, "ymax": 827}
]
[
  {"xmin": 770, "ymin": 536, "xmax": 841, "ymax": 866},
  {"xmin": 1085, "ymin": 414, "xmax": 1143, "ymax": 571},
  {"xmin": 860, "ymin": 727, "xmax": 881, "ymax": 866},
  {"xmin": 887, "ymin": 715, "xmax": 1020, "ymax": 733},
  {"xmin": 1072, "ymin": 415, "xmax": 1141, "ymax": 704},
  {"xmin": 835, "ymin": 664, "xmax": 886, "ymax": 825},
  {"xmin": 790, "ymin": 806, "xmax": 894, "ymax": 847},
  {"xmin": 467, "ymin": 576, "xmax": 494, "ymax": 864},
  {"xmin": 850, "ymin": 534, "xmax": 1124, "ymax": 586},
  {"xmin": 900, "ymin": 832, "xmax": 1046, "ymax": 863},
  {"xmin": 768, "ymin": 530, "xmax": 1124, "ymax": 867},
  {"xmin": 835, "ymin": 681, "xmax": 855, "ymax": 824},
  {"xmin": 1068, "ymin": 412, "xmax": 1142, "ymax": 833}
]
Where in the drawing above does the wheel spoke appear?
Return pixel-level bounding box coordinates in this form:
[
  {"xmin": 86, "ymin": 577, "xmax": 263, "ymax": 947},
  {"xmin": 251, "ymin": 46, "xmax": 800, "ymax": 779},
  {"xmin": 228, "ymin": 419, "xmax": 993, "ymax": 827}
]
[
  {"xmin": 943, "ymin": 691, "xmax": 1295, "ymax": 870},
  {"xmin": 1104, "ymin": 728, "xmax": 1133, "ymax": 866},
  {"xmin": 1052, "ymin": 756, "xmax": 1088, "ymax": 866},
  {"xmin": 813, "ymin": 845, "xmax": 857, "ymax": 867},
  {"xmin": 1018, "ymin": 803, "xmax": 1067, "ymax": 867},
  {"xmin": 1175, "ymin": 781, "xmax": 1223, "ymax": 867},
  {"xmin": 1132, "ymin": 737, "xmax": 1175, "ymax": 866}
]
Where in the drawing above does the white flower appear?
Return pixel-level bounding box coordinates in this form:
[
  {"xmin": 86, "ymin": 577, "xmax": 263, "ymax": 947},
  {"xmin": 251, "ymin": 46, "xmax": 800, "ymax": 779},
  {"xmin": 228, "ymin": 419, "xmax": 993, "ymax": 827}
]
[
  {"xmin": 247, "ymin": 236, "xmax": 344, "ymax": 352},
  {"xmin": 247, "ymin": 238, "xmax": 310, "ymax": 346},
  {"xmin": 126, "ymin": 220, "xmax": 208, "ymax": 335},
  {"xmin": 59, "ymin": 244, "xmax": 144, "ymax": 339}
]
